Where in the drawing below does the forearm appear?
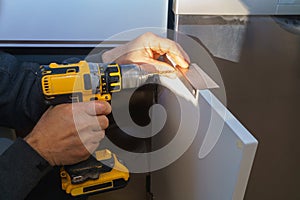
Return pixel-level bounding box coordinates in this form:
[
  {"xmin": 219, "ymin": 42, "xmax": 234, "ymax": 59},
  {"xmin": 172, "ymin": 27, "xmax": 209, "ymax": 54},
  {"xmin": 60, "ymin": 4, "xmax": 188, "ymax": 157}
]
[
  {"xmin": 0, "ymin": 51, "xmax": 48, "ymax": 136},
  {"xmin": 0, "ymin": 138, "xmax": 51, "ymax": 199}
]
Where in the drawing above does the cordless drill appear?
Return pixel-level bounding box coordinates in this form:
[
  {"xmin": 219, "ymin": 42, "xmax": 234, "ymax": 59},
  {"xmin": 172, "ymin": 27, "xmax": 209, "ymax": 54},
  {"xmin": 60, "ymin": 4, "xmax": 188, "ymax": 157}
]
[{"xmin": 40, "ymin": 60, "xmax": 154, "ymax": 196}]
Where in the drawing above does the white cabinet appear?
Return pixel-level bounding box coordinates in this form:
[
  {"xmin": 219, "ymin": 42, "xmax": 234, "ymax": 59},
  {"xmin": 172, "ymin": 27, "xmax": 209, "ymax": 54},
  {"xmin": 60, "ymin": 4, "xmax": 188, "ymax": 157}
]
[{"xmin": 0, "ymin": 0, "xmax": 168, "ymax": 47}]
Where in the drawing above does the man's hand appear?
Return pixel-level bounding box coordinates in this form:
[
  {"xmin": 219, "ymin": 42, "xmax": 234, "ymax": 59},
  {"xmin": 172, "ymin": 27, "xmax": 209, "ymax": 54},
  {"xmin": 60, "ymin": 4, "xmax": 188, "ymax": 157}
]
[
  {"xmin": 24, "ymin": 101, "xmax": 111, "ymax": 166},
  {"xmin": 102, "ymin": 32, "xmax": 190, "ymax": 72}
]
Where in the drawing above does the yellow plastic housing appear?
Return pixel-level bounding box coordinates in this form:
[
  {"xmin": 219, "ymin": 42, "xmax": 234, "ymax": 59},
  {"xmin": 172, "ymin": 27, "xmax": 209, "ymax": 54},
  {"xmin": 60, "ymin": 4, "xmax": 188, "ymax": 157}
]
[
  {"xmin": 60, "ymin": 150, "xmax": 129, "ymax": 196},
  {"xmin": 41, "ymin": 61, "xmax": 120, "ymax": 102}
]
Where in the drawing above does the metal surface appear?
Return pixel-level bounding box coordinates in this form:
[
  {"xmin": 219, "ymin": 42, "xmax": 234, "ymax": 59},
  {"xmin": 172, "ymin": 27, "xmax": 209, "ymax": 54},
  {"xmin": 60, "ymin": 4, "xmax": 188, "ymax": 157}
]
[
  {"xmin": 120, "ymin": 64, "xmax": 150, "ymax": 89},
  {"xmin": 173, "ymin": 15, "xmax": 300, "ymax": 200},
  {"xmin": 173, "ymin": 0, "xmax": 300, "ymax": 15},
  {"xmin": 177, "ymin": 63, "xmax": 219, "ymax": 94},
  {"xmin": 166, "ymin": 54, "xmax": 219, "ymax": 96},
  {"xmin": 214, "ymin": 17, "xmax": 300, "ymax": 200}
]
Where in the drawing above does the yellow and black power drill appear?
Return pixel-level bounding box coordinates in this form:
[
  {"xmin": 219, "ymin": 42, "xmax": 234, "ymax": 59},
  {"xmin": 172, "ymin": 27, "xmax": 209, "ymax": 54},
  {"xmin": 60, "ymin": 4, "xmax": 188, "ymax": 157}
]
[{"xmin": 40, "ymin": 60, "xmax": 154, "ymax": 196}]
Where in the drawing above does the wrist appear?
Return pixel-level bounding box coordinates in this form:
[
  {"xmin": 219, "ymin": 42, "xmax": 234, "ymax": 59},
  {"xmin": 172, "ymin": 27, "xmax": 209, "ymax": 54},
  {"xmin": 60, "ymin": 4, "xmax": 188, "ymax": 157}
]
[{"xmin": 24, "ymin": 133, "xmax": 54, "ymax": 166}]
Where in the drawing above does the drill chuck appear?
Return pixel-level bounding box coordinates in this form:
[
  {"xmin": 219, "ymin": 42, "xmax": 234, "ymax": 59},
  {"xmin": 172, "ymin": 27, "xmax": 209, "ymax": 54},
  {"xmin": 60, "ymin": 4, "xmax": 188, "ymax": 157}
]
[{"xmin": 119, "ymin": 64, "xmax": 149, "ymax": 89}]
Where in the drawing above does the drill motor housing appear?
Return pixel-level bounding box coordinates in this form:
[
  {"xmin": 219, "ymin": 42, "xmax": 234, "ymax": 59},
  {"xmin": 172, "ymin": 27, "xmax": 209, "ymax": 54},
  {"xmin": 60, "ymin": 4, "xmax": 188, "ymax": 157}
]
[{"xmin": 41, "ymin": 60, "xmax": 121, "ymax": 105}]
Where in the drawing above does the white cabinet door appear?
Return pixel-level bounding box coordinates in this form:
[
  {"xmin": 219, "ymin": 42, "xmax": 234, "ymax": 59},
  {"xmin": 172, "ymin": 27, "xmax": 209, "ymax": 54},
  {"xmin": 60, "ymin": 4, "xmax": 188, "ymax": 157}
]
[{"xmin": 151, "ymin": 76, "xmax": 258, "ymax": 200}]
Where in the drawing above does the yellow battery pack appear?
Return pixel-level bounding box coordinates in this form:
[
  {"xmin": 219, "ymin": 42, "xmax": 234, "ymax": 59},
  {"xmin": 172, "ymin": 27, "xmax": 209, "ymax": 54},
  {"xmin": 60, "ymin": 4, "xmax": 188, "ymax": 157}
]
[{"xmin": 60, "ymin": 149, "xmax": 129, "ymax": 196}]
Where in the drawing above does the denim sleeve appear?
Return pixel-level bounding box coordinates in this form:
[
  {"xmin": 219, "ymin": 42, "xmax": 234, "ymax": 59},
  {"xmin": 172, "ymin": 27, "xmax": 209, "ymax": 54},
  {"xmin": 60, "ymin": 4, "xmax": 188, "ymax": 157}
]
[{"xmin": 0, "ymin": 51, "xmax": 48, "ymax": 136}]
